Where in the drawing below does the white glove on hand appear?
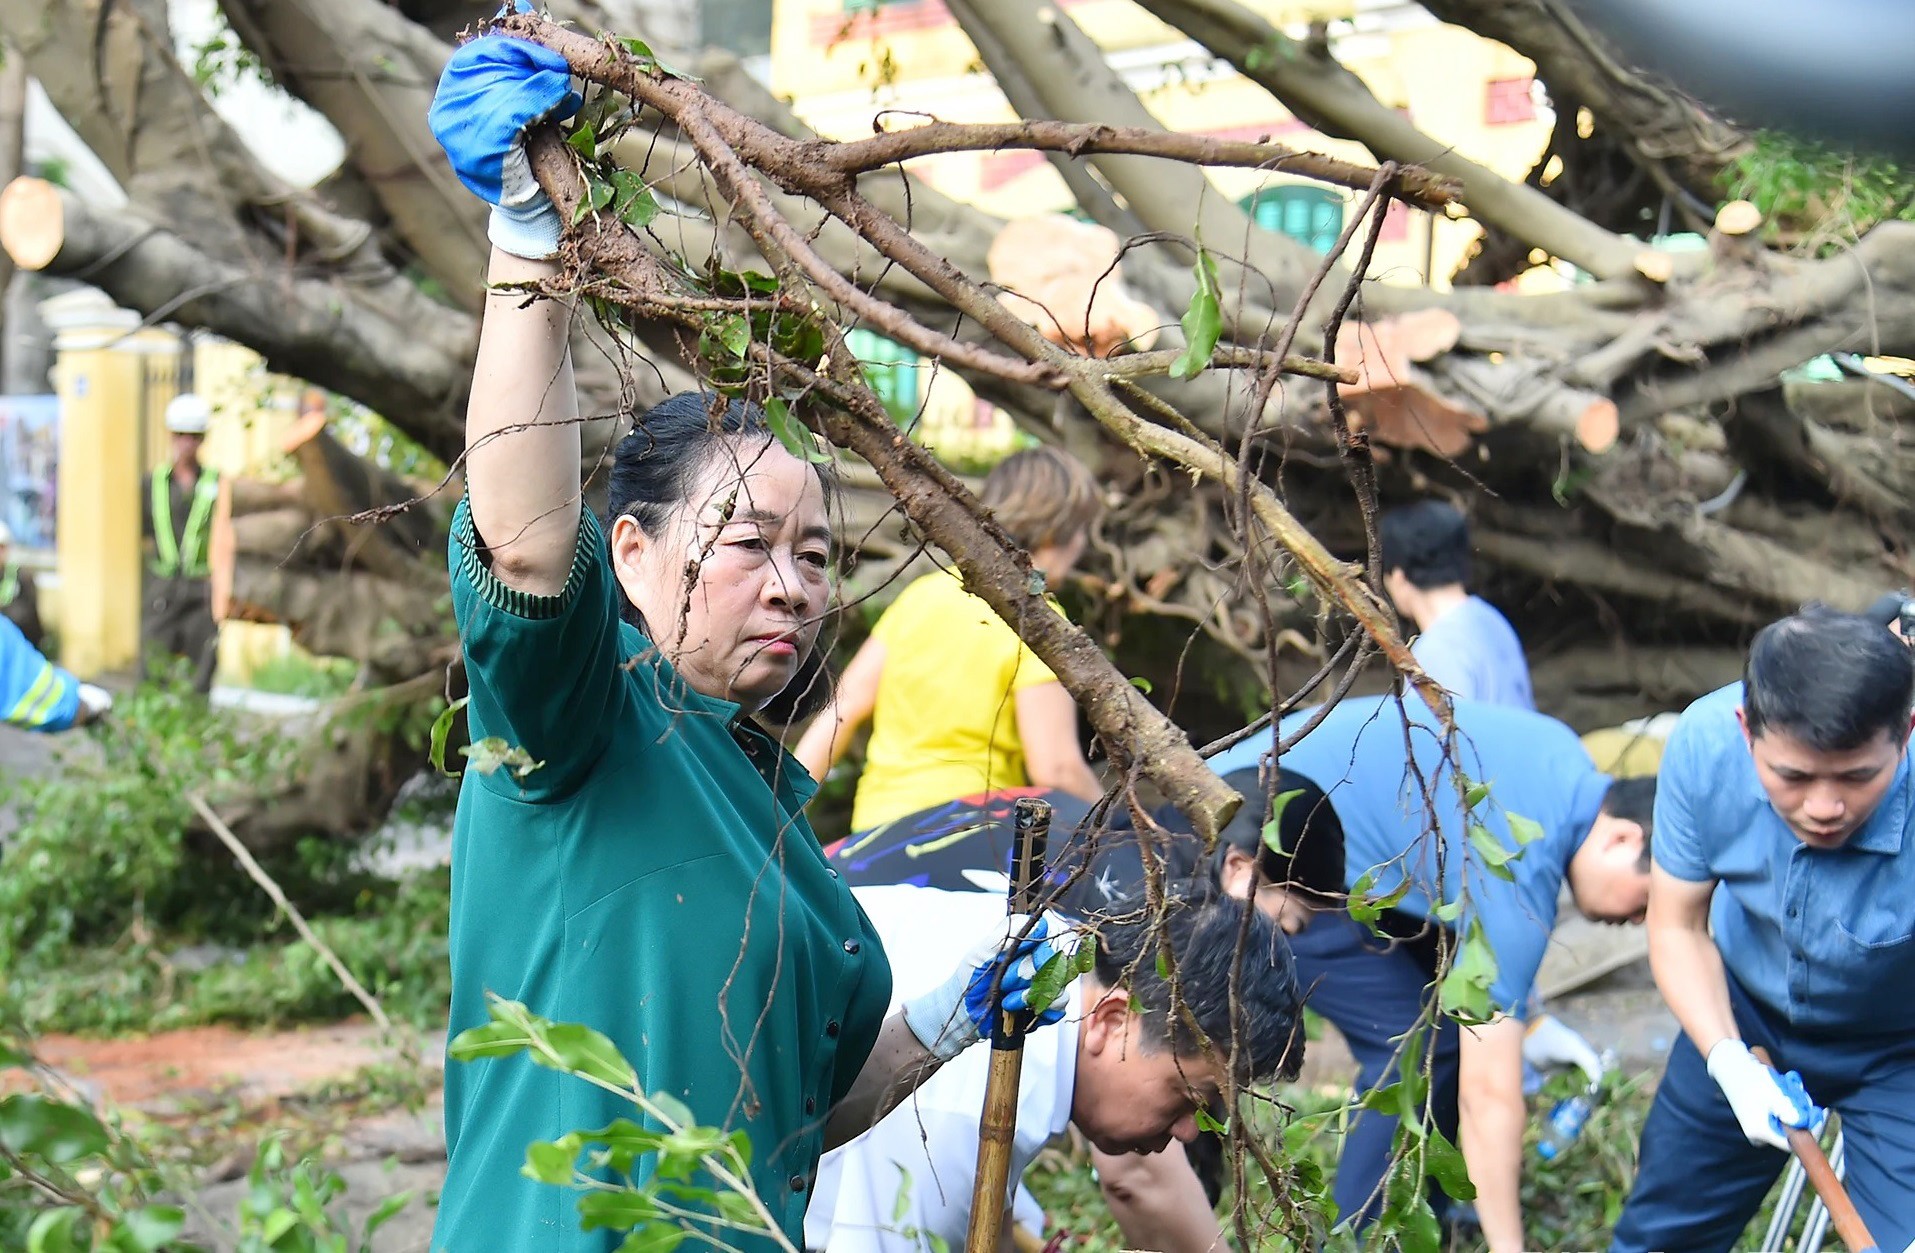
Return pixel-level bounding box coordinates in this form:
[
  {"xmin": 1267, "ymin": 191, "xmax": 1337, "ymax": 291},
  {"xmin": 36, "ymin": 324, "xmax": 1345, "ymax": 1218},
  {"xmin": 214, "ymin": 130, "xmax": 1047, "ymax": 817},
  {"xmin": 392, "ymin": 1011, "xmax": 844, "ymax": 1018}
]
[
  {"xmin": 76, "ymin": 683, "xmax": 113, "ymax": 720},
  {"xmin": 901, "ymin": 912, "xmax": 1081, "ymax": 1062},
  {"xmin": 1523, "ymin": 1014, "xmax": 1605, "ymax": 1084},
  {"xmin": 1706, "ymin": 1039, "xmax": 1825, "ymax": 1150}
]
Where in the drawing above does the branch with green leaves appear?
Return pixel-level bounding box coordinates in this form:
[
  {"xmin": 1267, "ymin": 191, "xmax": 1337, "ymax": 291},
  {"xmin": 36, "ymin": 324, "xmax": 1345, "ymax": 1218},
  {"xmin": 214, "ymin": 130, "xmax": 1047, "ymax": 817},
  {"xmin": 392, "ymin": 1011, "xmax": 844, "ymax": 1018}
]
[
  {"xmin": 450, "ymin": 995, "xmax": 796, "ymax": 1253},
  {"xmin": 479, "ymin": 11, "xmax": 1459, "ymax": 840}
]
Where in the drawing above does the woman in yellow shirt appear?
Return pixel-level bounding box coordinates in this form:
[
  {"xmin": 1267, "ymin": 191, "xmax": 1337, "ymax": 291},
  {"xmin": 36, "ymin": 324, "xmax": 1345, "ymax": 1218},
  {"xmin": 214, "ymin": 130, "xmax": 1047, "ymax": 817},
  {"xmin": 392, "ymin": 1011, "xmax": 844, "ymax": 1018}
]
[{"xmin": 795, "ymin": 447, "xmax": 1104, "ymax": 832}]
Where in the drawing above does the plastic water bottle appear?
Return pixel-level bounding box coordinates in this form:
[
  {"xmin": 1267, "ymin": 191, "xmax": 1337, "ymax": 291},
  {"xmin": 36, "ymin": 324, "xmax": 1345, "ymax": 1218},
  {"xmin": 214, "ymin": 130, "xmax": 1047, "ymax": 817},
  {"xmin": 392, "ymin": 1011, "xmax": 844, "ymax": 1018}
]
[
  {"xmin": 1536, "ymin": 1050, "xmax": 1614, "ymax": 1161},
  {"xmin": 1536, "ymin": 1092, "xmax": 1594, "ymax": 1161}
]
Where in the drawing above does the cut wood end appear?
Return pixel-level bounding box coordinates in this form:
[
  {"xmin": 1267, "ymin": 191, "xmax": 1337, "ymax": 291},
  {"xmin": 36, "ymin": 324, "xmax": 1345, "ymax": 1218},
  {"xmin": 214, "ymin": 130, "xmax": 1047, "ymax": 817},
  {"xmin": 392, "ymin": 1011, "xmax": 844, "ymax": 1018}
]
[
  {"xmin": 1715, "ymin": 199, "xmax": 1762, "ymax": 237},
  {"xmin": 1633, "ymin": 250, "xmax": 1674, "ymax": 284},
  {"xmin": 1577, "ymin": 398, "xmax": 1621, "ymax": 454},
  {"xmin": 0, "ymin": 178, "xmax": 64, "ymax": 271}
]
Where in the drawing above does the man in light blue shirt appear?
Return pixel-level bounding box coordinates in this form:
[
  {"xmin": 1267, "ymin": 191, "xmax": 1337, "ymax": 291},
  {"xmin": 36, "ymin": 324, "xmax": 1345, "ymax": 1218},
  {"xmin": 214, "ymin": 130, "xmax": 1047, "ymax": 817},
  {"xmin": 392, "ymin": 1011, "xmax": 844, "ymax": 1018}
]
[
  {"xmin": 1211, "ymin": 695, "xmax": 1654, "ymax": 1250},
  {"xmin": 1379, "ymin": 501, "xmax": 1534, "ymax": 709},
  {"xmin": 1613, "ymin": 609, "xmax": 1915, "ymax": 1253}
]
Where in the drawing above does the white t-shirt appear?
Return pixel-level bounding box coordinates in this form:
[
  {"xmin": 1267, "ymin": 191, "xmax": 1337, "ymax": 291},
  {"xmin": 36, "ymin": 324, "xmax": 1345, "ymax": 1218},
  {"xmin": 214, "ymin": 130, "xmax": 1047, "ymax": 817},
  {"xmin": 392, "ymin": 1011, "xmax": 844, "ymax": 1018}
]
[{"xmin": 806, "ymin": 886, "xmax": 1077, "ymax": 1252}]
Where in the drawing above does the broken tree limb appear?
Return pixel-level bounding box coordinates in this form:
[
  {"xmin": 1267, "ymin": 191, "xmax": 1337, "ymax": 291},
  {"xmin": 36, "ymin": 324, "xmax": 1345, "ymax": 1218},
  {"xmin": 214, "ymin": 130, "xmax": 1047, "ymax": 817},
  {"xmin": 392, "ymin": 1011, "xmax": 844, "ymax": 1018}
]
[
  {"xmin": 189, "ymin": 792, "xmax": 392, "ymax": 1032},
  {"xmin": 0, "ymin": 177, "xmax": 475, "ymax": 462},
  {"xmin": 519, "ymin": 122, "xmax": 1246, "ymax": 837}
]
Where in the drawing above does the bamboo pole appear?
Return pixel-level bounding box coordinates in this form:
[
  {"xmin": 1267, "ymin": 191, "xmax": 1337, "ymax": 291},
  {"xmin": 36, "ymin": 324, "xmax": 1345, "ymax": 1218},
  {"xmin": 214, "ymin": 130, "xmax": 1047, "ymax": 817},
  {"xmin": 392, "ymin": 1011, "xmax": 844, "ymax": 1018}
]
[{"xmin": 964, "ymin": 798, "xmax": 1051, "ymax": 1253}]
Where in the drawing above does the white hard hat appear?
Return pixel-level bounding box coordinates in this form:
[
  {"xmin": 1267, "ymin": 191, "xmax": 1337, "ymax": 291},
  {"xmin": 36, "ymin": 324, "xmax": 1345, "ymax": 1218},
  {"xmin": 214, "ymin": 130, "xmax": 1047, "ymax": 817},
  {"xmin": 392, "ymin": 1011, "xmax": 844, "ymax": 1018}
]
[{"xmin": 165, "ymin": 393, "xmax": 211, "ymax": 434}]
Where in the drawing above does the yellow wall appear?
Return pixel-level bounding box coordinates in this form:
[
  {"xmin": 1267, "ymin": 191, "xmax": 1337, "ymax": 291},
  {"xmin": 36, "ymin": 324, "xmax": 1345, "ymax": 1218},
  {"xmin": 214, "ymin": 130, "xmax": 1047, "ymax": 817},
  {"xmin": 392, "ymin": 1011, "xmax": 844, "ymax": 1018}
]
[
  {"xmin": 41, "ymin": 291, "xmax": 309, "ymax": 684},
  {"xmin": 772, "ymin": 0, "xmax": 1556, "ymax": 293}
]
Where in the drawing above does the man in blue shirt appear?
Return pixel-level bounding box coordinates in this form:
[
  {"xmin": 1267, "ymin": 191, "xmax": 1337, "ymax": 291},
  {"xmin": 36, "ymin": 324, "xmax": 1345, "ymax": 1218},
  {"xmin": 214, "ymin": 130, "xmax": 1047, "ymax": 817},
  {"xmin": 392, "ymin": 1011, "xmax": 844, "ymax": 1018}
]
[
  {"xmin": 1613, "ymin": 609, "xmax": 1915, "ymax": 1253},
  {"xmin": 1379, "ymin": 501, "xmax": 1534, "ymax": 709},
  {"xmin": 1211, "ymin": 694, "xmax": 1655, "ymax": 1251}
]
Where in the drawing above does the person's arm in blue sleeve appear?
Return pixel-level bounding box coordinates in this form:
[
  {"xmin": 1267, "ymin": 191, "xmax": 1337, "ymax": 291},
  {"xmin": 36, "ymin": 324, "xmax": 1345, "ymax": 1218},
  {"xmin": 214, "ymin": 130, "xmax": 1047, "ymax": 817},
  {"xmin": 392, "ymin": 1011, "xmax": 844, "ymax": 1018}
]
[{"xmin": 1645, "ymin": 713, "xmax": 1740, "ymax": 1061}]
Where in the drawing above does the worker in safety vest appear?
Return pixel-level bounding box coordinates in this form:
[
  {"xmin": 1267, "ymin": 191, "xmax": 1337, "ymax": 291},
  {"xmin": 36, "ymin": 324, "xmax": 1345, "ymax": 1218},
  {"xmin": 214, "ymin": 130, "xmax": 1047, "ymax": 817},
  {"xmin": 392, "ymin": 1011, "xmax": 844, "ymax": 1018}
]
[
  {"xmin": 0, "ymin": 615, "xmax": 109, "ymax": 732},
  {"xmin": 141, "ymin": 393, "xmax": 221, "ymax": 693},
  {"xmin": 0, "ymin": 521, "xmax": 45, "ymax": 651}
]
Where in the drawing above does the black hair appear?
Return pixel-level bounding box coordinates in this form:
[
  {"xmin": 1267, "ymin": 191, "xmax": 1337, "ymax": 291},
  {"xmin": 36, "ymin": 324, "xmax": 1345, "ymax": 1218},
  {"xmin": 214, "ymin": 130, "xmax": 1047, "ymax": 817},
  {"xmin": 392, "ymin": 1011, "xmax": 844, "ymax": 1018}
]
[
  {"xmin": 1156, "ymin": 768, "xmax": 1346, "ymax": 902},
  {"xmin": 1092, "ymin": 882, "xmax": 1303, "ymax": 1086},
  {"xmin": 1743, "ymin": 606, "xmax": 1915, "ymax": 752},
  {"xmin": 1601, "ymin": 775, "xmax": 1658, "ymax": 870},
  {"xmin": 605, "ymin": 391, "xmax": 835, "ymax": 719},
  {"xmin": 1377, "ymin": 500, "xmax": 1472, "ymax": 590}
]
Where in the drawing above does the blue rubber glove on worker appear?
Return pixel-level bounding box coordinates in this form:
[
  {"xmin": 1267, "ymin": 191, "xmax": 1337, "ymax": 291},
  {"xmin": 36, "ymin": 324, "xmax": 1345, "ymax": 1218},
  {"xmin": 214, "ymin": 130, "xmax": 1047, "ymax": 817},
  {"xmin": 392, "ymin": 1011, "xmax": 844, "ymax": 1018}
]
[
  {"xmin": 427, "ymin": 1, "xmax": 580, "ymax": 259},
  {"xmin": 902, "ymin": 913, "xmax": 1081, "ymax": 1062},
  {"xmin": 1706, "ymin": 1039, "xmax": 1827, "ymax": 1150}
]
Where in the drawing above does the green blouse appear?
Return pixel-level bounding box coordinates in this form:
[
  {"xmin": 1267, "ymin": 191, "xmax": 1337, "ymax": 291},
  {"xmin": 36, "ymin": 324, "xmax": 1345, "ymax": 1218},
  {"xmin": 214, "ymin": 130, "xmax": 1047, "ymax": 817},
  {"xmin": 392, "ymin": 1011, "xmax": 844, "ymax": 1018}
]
[{"xmin": 434, "ymin": 503, "xmax": 892, "ymax": 1252}]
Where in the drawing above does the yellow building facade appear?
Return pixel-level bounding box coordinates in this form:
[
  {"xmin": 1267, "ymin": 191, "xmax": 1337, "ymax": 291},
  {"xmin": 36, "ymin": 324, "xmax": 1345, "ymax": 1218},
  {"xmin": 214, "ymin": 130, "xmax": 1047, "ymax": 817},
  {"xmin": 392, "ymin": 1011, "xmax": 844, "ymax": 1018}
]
[
  {"xmin": 770, "ymin": 0, "xmax": 1560, "ymax": 455},
  {"xmin": 40, "ymin": 289, "xmax": 304, "ymax": 683}
]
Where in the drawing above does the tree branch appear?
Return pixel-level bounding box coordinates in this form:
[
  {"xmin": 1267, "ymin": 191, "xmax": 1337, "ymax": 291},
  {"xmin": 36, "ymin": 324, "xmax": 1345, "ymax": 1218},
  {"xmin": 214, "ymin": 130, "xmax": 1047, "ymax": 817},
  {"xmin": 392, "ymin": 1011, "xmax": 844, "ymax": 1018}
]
[{"xmin": 1134, "ymin": 0, "xmax": 1656, "ymax": 282}]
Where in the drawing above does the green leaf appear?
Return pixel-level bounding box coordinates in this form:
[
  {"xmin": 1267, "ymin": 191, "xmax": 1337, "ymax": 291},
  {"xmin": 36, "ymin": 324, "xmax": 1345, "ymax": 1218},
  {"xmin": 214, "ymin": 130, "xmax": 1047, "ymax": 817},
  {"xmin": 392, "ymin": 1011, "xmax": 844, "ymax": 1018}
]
[
  {"xmin": 616, "ymin": 1224, "xmax": 688, "ymax": 1253},
  {"xmin": 362, "ymin": 1192, "xmax": 413, "ymax": 1240},
  {"xmin": 1346, "ymin": 872, "xmax": 1411, "ymax": 927},
  {"xmin": 259, "ymin": 1208, "xmax": 300, "ymax": 1243},
  {"xmin": 621, "ymin": 37, "xmax": 655, "ymax": 60},
  {"xmin": 1260, "ymin": 789, "xmax": 1307, "ymax": 854},
  {"xmin": 567, "ymin": 120, "xmax": 599, "ymax": 158},
  {"xmin": 724, "ymin": 1127, "xmax": 752, "ymax": 1170},
  {"xmin": 893, "ymin": 1164, "xmax": 914, "ymax": 1223},
  {"xmin": 1168, "ymin": 248, "xmax": 1222, "ymax": 379},
  {"xmin": 716, "ymin": 1191, "xmax": 763, "ymax": 1230},
  {"xmin": 539, "ymin": 1021, "xmax": 638, "ymax": 1088},
  {"xmin": 0, "ymin": 1094, "xmax": 110, "ymax": 1163},
  {"xmin": 26, "ymin": 1208, "xmax": 82, "ymax": 1253},
  {"xmin": 577, "ymin": 1118, "xmax": 666, "ymax": 1174},
  {"xmin": 764, "ymin": 398, "xmax": 830, "ymax": 465},
  {"xmin": 1022, "ymin": 948, "xmax": 1080, "ymax": 1017},
  {"xmin": 650, "ymin": 1092, "xmax": 695, "ymax": 1130},
  {"xmin": 1128, "ymin": 675, "xmax": 1154, "ymax": 695},
  {"xmin": 448, "ymin": 1018, "xmax": 533, "ymax": 1063},
  {"xmin": 1194, "ymin": 1106, "xmax": 1230, "ymax": 1135},
  {"xmin": 1462, "ymin": 780, "xmax": 1490, "ymax": 810},
  {"xmin": 579, "ymin": 1189, "xmax": 662, "ymax": 1232},
  {"xmin": 610, "ymin": 169, "xmax": 660, "ymax": 229},
  {"xmin": 660, "ymin": 1126, "xmax": 727, "ymax": 1158},
  {"xmin": 1466, "ymin": 823, "xmax": 1517, "ymax": 882},
  {"xmin": 1439, "ymin": 919, "xmax": 1500, "ymax": 1023},
  {"xmin": 1506, "ymin": 811, "xmax": 1544, "ymax": 847},
  {"xmin": 1432, "ymin": 900, "xmax": 1462, "ymax": 924},
  {"xmin": 429, "ymin": 696, "xmax": 468, "ymax": 777},
  {"xmin": 573, "ymin": 173, "xmax": 615, "ymax": 224},
  {"xmin": 716, "ymin": 314, "xmax": 751, "ymax": 359},
  {"xmin": 118, "ymin": 1206, "xmax": 187, "ymax": 1252},
  {"xmin": 1421, "ymin": 1127, "xmax": 1476, "ymax": 1201},
  {"xmin": 524, "ymin": 1136, "xmax": 582, "ymax": 1186}
]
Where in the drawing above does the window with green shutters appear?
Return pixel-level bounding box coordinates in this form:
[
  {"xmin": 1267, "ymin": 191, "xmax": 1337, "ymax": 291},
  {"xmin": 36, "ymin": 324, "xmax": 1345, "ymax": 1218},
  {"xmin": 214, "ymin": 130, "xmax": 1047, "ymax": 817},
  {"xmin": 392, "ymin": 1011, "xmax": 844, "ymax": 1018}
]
[
  {"xmin": 1241, "ymin": 185, "xmax": 1346, "ymax": 255},
  {"xmin": 844, "ymin": 328, "xmax": 921, "ymax": 422}
]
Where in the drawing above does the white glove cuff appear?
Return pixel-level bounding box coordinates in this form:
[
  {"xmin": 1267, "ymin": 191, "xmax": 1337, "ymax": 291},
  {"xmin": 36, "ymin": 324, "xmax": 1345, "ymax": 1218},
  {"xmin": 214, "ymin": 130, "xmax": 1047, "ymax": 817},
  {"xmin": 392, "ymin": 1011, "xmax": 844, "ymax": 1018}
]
[
  {"xmin": 488, "ymin": 199, "xmax": 563, "ymax": 261},
  {"xmin": 901, "ymin": 977, "xmax": 978, "ymax": 1064}
]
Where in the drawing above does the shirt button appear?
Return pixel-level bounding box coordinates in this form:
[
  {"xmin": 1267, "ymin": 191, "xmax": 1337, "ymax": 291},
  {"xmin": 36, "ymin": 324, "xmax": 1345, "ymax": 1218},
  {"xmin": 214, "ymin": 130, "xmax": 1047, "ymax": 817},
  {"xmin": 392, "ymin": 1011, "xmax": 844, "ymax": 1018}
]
[
  {"xmin": 805, "ymin": 1097, "xmax": 817, "ymax": 1114},
  {"xmin": 825, "ymin": 1020, "xmax": 841, "ymax": 1038},
  {"xmin": 843, "ymin": 939, "xmax": 861, "ymax": 955},
  {"xmin": 828, "ymin": 867, "xmax": 840, "ymax": 879},
  {"xmin": 788, "ymin": 1174, "xmax": 807, "ymax": 1193}
]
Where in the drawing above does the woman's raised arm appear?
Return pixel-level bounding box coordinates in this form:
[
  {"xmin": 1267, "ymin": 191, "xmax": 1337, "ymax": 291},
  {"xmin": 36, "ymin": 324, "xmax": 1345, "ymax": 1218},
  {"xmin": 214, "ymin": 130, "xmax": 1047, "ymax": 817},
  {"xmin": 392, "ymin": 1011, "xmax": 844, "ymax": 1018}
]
[
  {"xmin": 466, "ymin": 250, "xmax": 581, "ymax": 597},
  {"xmin": 429, "ymin": 26, "xmax": 588, "ymax": 594}
]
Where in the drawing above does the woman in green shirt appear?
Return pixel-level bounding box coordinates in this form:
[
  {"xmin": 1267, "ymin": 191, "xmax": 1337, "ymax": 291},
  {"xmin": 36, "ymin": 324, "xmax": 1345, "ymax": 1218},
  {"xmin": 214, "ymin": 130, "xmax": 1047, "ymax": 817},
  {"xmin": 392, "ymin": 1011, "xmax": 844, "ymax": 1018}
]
[{"xmin": 429, "ymin": 28, "xmax": 1069, "ymax": 1252}]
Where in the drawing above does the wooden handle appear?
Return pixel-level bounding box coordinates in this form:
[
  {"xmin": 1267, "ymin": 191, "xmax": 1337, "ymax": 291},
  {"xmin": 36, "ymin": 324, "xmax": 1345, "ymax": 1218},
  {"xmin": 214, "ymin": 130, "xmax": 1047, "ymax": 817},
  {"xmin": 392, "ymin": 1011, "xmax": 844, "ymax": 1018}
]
[
  {"xmin": 1749, "ymin": 1047, "xmax": 1879, "ymax": 1253},
  {"xmin": 964, "ymin": 798, "xmax": 1052, "ymax": 1253}
]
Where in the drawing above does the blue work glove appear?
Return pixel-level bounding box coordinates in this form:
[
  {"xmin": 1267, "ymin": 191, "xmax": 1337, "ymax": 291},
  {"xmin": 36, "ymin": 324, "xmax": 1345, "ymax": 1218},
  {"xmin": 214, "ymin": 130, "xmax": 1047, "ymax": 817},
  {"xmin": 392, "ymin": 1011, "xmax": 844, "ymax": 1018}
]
[
  {"xmin": 902, "ymin": 913, "xmax": 1080, "ymax": 1062},
  {"xmin": 427, "ymin": 2, "xmax": 582, "ymax": 259},
  {"xmin": 1706, "ymin": 1039, "xmax": 1827, "ymax": 1150}
]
